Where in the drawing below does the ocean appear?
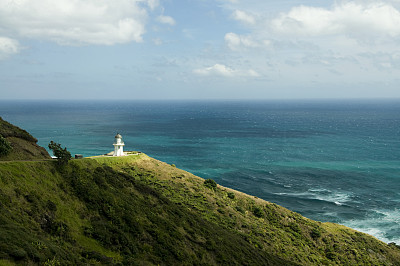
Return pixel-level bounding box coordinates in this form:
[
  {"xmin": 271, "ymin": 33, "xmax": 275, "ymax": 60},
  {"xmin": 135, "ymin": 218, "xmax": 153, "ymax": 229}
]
[{"xmin": 0, "ymin": 99, "xmax": 399, "ymax": 244}]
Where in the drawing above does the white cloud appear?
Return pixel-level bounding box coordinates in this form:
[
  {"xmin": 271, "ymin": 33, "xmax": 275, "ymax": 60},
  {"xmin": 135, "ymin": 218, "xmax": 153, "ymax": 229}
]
[
  {"xmin": 0, "ymin": 37, "xmax": 21, "ymax": 59},
  {"xmin": 220, "ymin": 1, "xmax": 400, "ymax": 77},
  {"xmin": 231, "ymin": 10, "xmax": 256, "ymax": 25},
  {"xmin": 271, "ymin": 2, "xmax": 400, "ymax": 39},
  {"xmin": 157, "ymin": 15, "xmax": 176, "ymax": 26},
  {"xmin": 0, "ymin": 0, "xmax": 159, "ymax": 46},
  {"xmin": 194, "ymin": 64, "xmax": 234, "ymax": 77},
  {"xmin": 247, "ymin": 69, "xmax": 260, "ymax": 77},
  {"xmin": 193, "ymin": 64, "xmax": 260, "ymax": 78},
  {"xmin": 147, "ymin": 0, "xmax": 159, "ymax": 10},
  {"xmin": 225, "ymin": 32, "xmax": 270, "ymax": 50}
]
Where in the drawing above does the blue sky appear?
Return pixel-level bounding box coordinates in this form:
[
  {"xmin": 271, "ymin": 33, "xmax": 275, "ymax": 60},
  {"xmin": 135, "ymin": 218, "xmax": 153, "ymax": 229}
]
[{"xmin": 1, "ymin": 0, "xmax": 400, "ymax": 100}]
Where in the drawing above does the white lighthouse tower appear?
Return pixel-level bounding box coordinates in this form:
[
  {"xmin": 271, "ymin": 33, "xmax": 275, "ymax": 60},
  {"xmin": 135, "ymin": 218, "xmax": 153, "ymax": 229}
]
[{"xmin": 113, "ymin": 133, "xmax": 125, "ymax": 156}]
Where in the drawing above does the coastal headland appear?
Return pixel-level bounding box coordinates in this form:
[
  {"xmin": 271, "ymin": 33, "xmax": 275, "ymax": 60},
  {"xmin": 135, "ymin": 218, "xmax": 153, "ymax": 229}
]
[{"xmin": 0, "ymin": 117, "xmax": 399, "ymax": 265}]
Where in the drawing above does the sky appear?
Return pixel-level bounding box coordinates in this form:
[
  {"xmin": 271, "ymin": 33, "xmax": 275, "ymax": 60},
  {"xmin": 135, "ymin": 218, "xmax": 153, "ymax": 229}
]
[{"xmin": 1, "ymin": 0, "xmax": 400, "ymax": 100}]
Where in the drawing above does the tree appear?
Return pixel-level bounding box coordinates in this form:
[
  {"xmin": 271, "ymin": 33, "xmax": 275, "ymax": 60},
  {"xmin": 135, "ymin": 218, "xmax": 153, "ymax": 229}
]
[
  {"xmin": 204, "ymin": 179, "xmax": 217, "ymax": 190},
  {"xmin": 48, "ymin": 141, "xmax": 71, "ymax": 165},
  {"xmin": 0, "ymin": 135, "xmax": 12, "ymax": 157}
]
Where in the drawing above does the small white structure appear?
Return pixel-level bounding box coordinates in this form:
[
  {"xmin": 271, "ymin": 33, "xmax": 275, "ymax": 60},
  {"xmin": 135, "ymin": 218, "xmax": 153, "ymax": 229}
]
[{"xmin": 113, "ymin": 133, "xmax": 125, "ymax": 156}]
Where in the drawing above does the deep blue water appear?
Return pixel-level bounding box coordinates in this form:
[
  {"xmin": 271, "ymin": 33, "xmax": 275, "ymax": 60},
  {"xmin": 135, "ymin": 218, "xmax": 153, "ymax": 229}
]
[{"xmin": 1, "ymin": 99, "xmax": 399, "ymax": 244}]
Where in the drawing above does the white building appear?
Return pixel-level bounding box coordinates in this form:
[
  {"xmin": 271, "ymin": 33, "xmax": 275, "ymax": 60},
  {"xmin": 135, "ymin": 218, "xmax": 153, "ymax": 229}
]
[{"xmin": 113, "ymin": 133, "xmax": 125, "ymax": 156}]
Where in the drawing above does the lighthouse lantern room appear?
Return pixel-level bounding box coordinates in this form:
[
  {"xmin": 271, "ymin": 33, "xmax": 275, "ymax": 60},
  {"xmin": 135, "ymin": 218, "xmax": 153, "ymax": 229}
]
[{"xmin": 113, "ymin": 133, "xmax": 125, "ymax": 156}]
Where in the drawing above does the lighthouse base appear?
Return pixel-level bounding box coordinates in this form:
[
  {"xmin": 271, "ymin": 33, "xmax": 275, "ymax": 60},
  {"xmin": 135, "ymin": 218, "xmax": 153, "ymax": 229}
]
[{"xmin": 113, "ymin": 144, "xmax": 124, "ymax": 156}]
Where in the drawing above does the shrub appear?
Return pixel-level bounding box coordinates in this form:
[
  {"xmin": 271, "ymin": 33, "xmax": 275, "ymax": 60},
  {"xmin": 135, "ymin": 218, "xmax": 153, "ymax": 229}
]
[
  {"xmin": 288, "ymin": 222, "xmax": 301, "ymax": 234},
  {"xmin": 326, "ymin": 251, "xmax": 337, "ymax": 260},
  {"xmin": 10, "ymin": 247, "xmax": 27, "ymax": 260},
  {"xmin": 0, "ymin": 135, "xmax": 12, "ymax": 157},
  {"xmin": 253, "ymin": 207, "xmax": 263, "ymax": 218},
  {"xmin": 311, "ymin": 228, "xmax": 322, "ymax": 239},
  {"xmin": 236, "ymin": 206, "xmax": 245, "ymax": 214},
  {"xmin": 227, "ymin": 192, "xmax": 235, "ymax": 199},
  {"xmin": 204, "ymin": 179, "xmax": 217, "ymax": 190},
  {"xmin": 48, "ymin": 141, "xmax": 71, "ymax": 165}
]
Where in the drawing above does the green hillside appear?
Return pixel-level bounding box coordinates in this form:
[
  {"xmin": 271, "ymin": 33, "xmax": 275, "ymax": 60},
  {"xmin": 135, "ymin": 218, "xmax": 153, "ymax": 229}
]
[{"xmin": 0, "ymin": 119, "xmax": 399, "ymax": 265}]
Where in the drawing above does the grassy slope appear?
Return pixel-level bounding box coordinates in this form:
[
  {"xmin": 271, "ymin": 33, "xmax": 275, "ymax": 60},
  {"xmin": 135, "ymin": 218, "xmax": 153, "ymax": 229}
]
[
  {"xmin": 0, "ymin": 117, "xmax": 50, "ymax": 161},
  {"xmin": 0, "ymin": 157, "xmax": 293, "ymax": 265},
  {"xmin": 96, "ymin": 155, "xmax": 400, "ymax": 265},
  {"xmin": 0, "ymin": 155, "xmax": 399, "ymax": 265}
]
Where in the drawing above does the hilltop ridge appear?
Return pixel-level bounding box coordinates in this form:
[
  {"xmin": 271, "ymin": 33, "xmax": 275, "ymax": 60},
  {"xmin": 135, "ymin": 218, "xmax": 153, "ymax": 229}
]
[
  {"xmin": 0, "ymin": 117, "xmax": 50, "ymax": 161},
  {"xmin": 0, "ymin": 118, "xmax": 399, "ymax": 265}
]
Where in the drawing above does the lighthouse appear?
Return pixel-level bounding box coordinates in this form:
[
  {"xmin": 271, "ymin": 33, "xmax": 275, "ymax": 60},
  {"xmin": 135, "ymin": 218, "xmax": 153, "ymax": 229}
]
[{"xmin": 113, "ymin": 133, "xmax": 125, "ymax": 156}]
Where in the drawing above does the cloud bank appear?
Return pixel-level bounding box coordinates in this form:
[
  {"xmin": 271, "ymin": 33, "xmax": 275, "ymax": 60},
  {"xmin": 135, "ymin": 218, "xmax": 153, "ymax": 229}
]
[
  {"xmin": 0, "ymin": 0, "xmax": 159, "ymax": 46},
  {"xmin": 271, "ymin": 2, "xmax": 400, "ymax": 39}
]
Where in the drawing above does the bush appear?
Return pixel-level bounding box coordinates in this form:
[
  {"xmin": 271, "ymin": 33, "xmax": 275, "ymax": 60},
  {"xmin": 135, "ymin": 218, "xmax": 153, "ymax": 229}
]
[
  {"xmin": 310, "ymin": 228, "xmax": 322, "ymax": 239},
  {"xmin": 204, "ymin": 179, "xmax": 217, "ymax": 190},
  {"xmin": 235, "ymin": 206, "xmax": 245, "ymax": 214},
  {"xmin": 326, "ymin": 251, "xmax": 337, "ymax": 260},
  {"xmin": 288, "ymin": 222, "xmax": 301, "ymax": 234},
  {"xmin": 227, "ymin": 192, "xmax": 235, "ymax": 199},
  {"xmin": 48, "ymin": 141, "xmax": 71, "ymax": 165},
  {"xmin": 0, "ymin": 135, "xmax": 12, "ymax": 157},
  {"xmin": 253, "ymin": 207, "xmax": 264, "ymax": 218},
  {"xmin": 10, "ymin": 247, "xmax": 27, "ymax": 260}
]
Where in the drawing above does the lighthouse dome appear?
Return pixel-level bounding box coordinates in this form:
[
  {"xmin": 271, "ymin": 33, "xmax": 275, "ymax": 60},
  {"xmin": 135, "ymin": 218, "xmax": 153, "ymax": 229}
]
[{"xmin": 115, "ymin": 133, "xmax": 122, "ymax": 139}]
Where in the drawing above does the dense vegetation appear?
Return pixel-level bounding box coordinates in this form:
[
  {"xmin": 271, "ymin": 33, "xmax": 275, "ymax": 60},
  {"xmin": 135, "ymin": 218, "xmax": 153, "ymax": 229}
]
[
  {"xmin": 0, "ymin": 135, "xmax": 12, "ymax": 156},
  {"xmin": 0, "ymin": 158, "xmax": 294, "ymax": 265},
  {"xmin": 1, "ymin": 155, "xmax": 399, "ymax": 265},
  {"xmin": 0, "ymin": 118, "xmax": 399, "ymax": 265}
]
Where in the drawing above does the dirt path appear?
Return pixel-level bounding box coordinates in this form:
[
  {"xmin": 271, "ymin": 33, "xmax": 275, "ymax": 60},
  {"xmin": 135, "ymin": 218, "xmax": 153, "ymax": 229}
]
[{"xmin": 0, "ymin": 159, "xmax": 54, "ymax": 163}]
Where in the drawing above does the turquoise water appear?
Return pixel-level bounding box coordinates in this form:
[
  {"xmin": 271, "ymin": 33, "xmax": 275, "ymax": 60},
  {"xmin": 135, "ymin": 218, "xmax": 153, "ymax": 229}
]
[{"xmin": 1, "ymin": 99, "xmax": 399, "ymax": 244}]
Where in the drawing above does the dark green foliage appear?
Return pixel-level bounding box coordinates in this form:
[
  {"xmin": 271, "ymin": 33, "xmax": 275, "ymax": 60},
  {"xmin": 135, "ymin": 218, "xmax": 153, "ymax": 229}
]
[
  {"xmin": 204, "ymin": 179, "xmax": 217, "ymax": 190},
  {"xmin": 0, "ymin": 135, "xmax": 12, "ymax": 157},
  {"xmin": 289, "ymin": 222, "xmax": 301, "ymax": 234},
  {"xmin": 58, "ymin": 162, "xmax": 291, "ymax": 265},
  {"xmin": 0, "ymin": 209, "xmax": 77, "ymax": 265},
  {"xmin": 48, "ymin": 141, "xmax": 71, "ymax": 165},
  {"xmin": 227, "ymin": 192, "xmax": 235, "ymax": 199},
  {"xmin": 81, "ymin": 251, "xmax": 113, "ymax": 264},
  {"xmin": 311, "ymin": 228, "xmax": 322, "ymax": 239},
  {"xmin": 326, "ymin": 248, "xmax": 338, "ymax": 261},
  {"xmin": 236, "ymin": 206, "xmax": 245, "ymax": 214},
  {"xmin": 253, "ymin": 207, "xmax": 264, "ymax": 218},
  {"xmin": 10, "ymin": 248, "xmax": 27, "ymax": 260}
]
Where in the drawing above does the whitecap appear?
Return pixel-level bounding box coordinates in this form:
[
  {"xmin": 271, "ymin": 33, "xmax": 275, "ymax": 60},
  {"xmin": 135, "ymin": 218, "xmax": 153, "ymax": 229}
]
[
  {"xmin": 308, "ymin": 188, "xmax": 352, "ymax": 205},
  {"xmin": 343, "ymin": 209, "xmax": 400, "ymax": 244}
]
